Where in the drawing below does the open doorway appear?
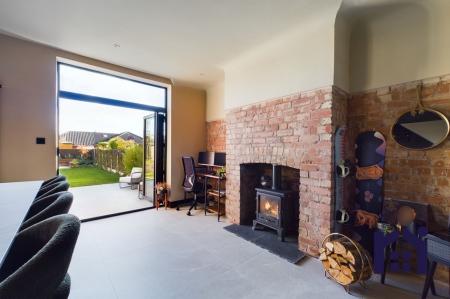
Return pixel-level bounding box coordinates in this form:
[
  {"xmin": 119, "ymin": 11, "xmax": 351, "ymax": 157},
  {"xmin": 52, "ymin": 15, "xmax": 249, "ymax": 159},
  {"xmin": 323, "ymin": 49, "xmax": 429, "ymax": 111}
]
[{"xmin": 57, "ymin": 62, "xmax": 167, "ymax": 220}]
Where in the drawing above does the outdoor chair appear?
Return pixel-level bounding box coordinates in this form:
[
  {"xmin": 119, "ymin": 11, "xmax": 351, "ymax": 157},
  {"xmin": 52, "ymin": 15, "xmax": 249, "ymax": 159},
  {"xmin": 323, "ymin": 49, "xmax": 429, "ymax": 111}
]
[
  {"xmin": 119, "ymin": 167, "xmax": 142, "ymax": 189},
  {"xmin": 0, "ymin": 214, "xmax": 80, "ymax": 299},
  {"xmin": 34, "ymin": 181, "xmax": 70, "ymax": 202},
  {"xmin": 40, "ymin": 175, "xmax": 66, "ymax": 188},
  {"xmin": 20, "ymin": 192, "xmax": 73, "ymax": 231}
]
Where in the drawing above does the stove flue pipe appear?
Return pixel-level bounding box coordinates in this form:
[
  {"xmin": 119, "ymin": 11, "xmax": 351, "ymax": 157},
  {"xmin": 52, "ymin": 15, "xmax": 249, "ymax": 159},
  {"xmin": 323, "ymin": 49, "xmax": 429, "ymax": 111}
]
[{"xmin": 272, "ymin": 164, "xmax": 281, "ymax": 190}]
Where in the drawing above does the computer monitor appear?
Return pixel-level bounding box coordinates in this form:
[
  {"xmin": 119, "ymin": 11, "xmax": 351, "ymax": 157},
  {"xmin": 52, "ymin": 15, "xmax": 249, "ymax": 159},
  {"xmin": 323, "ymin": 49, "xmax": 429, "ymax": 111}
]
[
  {"xmin": 198, "ymin": 151, "xmax": 225, "ymax": 167},
  {"xmin": 213, "ymin": 152, "xmax": 226, "ymax": 167},
  {"xmin": 198, "ymin": 151, "xmax": 214, "ymax": 165}
]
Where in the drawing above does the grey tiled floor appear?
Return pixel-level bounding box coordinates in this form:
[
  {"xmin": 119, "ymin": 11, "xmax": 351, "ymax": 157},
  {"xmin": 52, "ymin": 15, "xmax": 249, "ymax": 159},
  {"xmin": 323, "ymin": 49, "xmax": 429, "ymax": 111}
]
[
  {"xmin": 69, "ymin": 183, "xmax": 152, "ymax": 220},
  {"xmin": 69, "ymin": 209, "xmax": 448, "ymax": 299}
]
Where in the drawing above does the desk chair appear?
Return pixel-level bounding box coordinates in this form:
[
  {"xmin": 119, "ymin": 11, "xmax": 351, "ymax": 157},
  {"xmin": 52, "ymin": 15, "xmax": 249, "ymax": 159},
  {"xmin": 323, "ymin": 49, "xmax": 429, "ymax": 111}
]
[{"xmin": 181, "ymin": 156, "xmax": 205, "ymax": 216}]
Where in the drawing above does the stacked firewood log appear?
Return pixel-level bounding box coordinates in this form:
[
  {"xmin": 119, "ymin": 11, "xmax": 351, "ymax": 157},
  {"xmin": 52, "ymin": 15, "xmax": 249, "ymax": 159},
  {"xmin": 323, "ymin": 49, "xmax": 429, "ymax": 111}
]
[{"xmin": 320, "ymin": 234, "xmax": 372, "ymax": 286}]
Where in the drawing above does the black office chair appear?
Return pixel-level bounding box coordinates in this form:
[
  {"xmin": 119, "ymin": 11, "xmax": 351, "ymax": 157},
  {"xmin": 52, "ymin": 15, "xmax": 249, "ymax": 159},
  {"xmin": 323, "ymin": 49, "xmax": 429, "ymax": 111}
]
[
  {"xmin": 41, "ymin": 175, "xmax": 66, "ymax": 188},
  {"xmin": 20, "ymin": 192, "xmax": 73, "ymax": 231},
  {"xmin": 0, "ymin": 214, "xmax": 80, "ymax": 299},
  {"xmin": 181, "ymin": 156, "xmax": 205, "ymax": 216},
  {"xmin": 35, "ymin": 181, "xmax": 69, "ymax": 201}
]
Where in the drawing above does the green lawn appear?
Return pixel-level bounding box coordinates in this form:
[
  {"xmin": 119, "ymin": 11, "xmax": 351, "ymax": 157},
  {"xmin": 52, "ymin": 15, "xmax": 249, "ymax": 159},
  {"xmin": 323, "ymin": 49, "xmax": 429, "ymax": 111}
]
[{"xmin": 60, "ymin": 166, "xmax": 120, "ymax": 187}]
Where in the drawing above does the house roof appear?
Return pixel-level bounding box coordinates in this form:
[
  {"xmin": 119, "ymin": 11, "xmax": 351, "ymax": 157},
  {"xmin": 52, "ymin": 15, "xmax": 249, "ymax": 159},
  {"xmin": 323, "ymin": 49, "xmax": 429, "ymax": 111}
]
[
  {"xmin": 59, "ymin": 131, "xmax": 117, "ymax": 146},
  {"xmin": 59, "ymin": 131, "xmax": 144, "ymax": 146},
  {"xmin": 115, "ymin": 132, "xmax": 143, "ymax": 144}
]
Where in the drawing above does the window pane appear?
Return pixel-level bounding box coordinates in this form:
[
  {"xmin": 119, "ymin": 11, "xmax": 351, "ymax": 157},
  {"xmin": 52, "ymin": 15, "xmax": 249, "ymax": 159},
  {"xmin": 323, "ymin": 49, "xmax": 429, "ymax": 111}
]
[
  {"xmin": 59, "ymin": 98, "xmax": 150, "ymax": 137},
  {"xmin": 59, "ymin": 64, "xmax": 166, "ymax": 108}
]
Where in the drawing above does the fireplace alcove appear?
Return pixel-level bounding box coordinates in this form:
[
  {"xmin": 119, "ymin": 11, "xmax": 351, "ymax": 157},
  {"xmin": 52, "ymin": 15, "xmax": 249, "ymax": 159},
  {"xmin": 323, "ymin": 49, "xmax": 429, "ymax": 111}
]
[{"xmin": 239, "ymin": 163, "xmax": 300, "ymax": 241}]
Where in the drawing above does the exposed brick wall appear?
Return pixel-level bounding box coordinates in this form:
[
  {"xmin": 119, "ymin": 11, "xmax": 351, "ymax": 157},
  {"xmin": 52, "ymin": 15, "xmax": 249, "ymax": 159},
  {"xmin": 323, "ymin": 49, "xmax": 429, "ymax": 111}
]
[
  {"xmin": 226, "ymin": 86, "xmax": 341, "ymax": 255},
  {"xmin": 216, "ymin": 78, "xmax": 449, "ymax": 283},
  {"xmin": 348, "ymin": 75, "xmax": 450, "ymax": 283},
  {"xmin": 206, "ymin": 120, "xmax": 226, "ymax": 152}
]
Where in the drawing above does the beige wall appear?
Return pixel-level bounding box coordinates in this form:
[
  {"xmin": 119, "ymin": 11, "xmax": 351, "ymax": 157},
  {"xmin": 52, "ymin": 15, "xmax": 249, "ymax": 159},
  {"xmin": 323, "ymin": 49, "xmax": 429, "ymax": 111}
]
[
  {"xmin": 206, "ymin": 80, "xmax": 225, "ymax": 121},
  {"xmin": 0, "ymin": 37, "xmax": 55, "ymax": 181},
  {"xmin": 168, "ymin": 85, "xmax": 206, "ymax": 201},
  {"xmin": 204, "ymin": 1, "xmax": 342, "ymax": 119},
  {"xmin": 0, "ymin": 34, "xmax": 206, "ymax": 190},
  {"xmin": 333, "ymin": 3, "xmax": 351, "ymax": 92},
  {"xmin": 206, "ymin": 0, "xmax": 450, "ymax": 112},
  {"xmin": 349, "ymin": 0, "xmax": 450, "ymax": 92},
  {"xmin": 223, "ymin": 1, "xmax": 341, "ymax": 110}
]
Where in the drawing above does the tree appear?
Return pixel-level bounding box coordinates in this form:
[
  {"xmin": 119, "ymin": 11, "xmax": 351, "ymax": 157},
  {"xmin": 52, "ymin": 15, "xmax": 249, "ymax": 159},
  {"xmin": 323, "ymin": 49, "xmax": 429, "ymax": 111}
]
[
  {"xmin": 108, "ymin": 137, "xmax": 135, "ymax": 151},
  {"xmin": 108, "ymin": 138, "xmax": 119, "ymax": 149},
  {"xmin": 96, "ymin": 141, "xmax": 109, "ymax": 149},
  {"xmin": 122, "ymin": 144, "xmax": 143, "ymax": 174}
]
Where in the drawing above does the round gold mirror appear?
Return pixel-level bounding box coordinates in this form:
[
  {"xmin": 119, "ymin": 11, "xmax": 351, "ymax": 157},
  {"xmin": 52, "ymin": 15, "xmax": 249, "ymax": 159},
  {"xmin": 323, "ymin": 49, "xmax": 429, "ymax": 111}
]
[{"xmin": 391, "ymin": 108, "xmax": 449, "ymax": 150}]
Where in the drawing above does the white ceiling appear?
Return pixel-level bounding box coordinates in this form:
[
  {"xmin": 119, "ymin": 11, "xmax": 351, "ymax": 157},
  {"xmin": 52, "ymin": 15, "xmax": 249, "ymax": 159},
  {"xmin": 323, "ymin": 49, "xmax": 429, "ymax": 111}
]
[{"xmin": 0, "ymin": 0, "xmax": 338, "ymax": 88}]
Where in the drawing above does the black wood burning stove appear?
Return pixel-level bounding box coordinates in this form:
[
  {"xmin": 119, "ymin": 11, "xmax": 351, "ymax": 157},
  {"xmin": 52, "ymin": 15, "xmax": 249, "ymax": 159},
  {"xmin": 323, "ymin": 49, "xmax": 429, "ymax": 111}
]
[{"xmin": 252, "ymin": 164, "xmax": 296, "ymax": 241}]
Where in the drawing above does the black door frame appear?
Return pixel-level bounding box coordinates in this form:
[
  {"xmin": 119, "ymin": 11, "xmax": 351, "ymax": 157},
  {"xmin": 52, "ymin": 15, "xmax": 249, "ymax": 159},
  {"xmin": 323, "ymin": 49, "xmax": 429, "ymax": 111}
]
[
  {"xmin": 56, "ymin": 62, "xmax": 168, "ymax": 220},
  {"xmin": 143, "ymin": 113, "xmax": 155, "ymax": 202},
  {"xmin": 143, "ymin": 112, "xmax": 166, "ymax": 204}
]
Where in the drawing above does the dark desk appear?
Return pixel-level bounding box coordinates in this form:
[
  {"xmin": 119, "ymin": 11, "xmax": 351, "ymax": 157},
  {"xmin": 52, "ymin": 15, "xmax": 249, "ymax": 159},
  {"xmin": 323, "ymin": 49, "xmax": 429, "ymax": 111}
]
[{"xmin": 199, "ymin": 174, "xmax": 226, "ymax": 222}]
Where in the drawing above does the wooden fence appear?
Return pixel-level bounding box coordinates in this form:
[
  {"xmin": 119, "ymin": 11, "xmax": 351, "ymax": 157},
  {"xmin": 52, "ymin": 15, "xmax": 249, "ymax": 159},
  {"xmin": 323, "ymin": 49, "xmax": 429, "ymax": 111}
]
[
  {"xmin": 59, "ymin": 149, "xmax": 94, "ymax": 166},
  {"xmin": 59, "ymin": 148, "xmax": 125, "ymax": 175},
  {"xmin": 93, "ymin": 149, "xmax": 125, "ymax": 174}
]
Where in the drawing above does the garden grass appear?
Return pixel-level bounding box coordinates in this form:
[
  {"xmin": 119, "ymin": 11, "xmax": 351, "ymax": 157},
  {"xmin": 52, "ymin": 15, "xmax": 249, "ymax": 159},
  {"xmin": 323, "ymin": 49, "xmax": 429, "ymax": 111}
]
[{"xmin": 60, "ymin": 166, "xmax": 120, "ymax": 187}]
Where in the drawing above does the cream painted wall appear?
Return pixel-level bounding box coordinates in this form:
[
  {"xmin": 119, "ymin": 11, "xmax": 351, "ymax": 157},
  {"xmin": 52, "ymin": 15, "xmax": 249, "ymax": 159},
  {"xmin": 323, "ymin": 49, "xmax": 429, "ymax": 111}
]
[
  {"xmin": 0, "ymin": 34, "xmax": 206, "ymax": 191},
  {"xmin": 349, "ymin": 0, "xmax": 450, "ymax": 92},
  {"xmin": 206, "ymin": 80, "xmax": 225, "ymax": 121},
  {"xmin": 223, "ymin": 1, "xmax": 341, "ymax": 110},
  {"xmin": 333, "ymin": 4, "xmax": 351, "ymax": 92},
  {"xmin": 211, "ymin": 0, "xmax": 450, "ymax": 111},
  {"xmin": 168, "ymin": 85, "xmax": 206, "ymax": 201}
]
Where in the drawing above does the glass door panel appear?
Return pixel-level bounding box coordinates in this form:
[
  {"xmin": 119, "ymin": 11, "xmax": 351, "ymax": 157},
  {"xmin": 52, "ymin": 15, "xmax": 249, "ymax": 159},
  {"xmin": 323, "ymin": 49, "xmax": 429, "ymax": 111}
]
[
  {"xmin": 143, "ymin": 112, "xmax": 166, "ymax": 206},
  {"xmin": 143, "ymin": 113, "xmax": 155, "ymax": 203}
]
